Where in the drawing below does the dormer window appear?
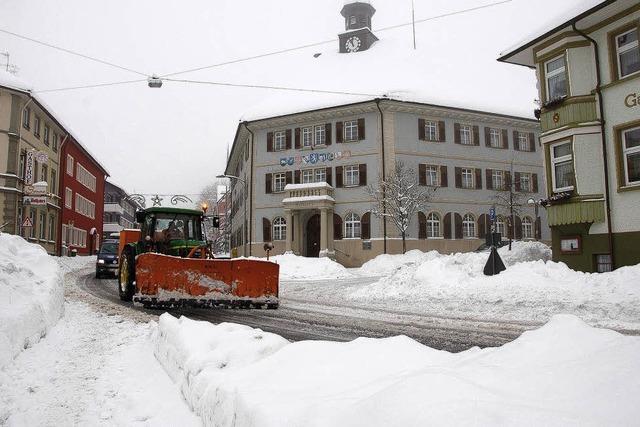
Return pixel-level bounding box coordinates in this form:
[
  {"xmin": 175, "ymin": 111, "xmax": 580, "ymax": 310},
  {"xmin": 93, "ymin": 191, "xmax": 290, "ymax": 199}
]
[
  {"xmin": 545, "ymin": 55, "xmax": 568, "ymax": 102},
  {"xmin": 615, "ymin": 28, "xmax": 639, "ymax": 79},
  {"xmin": 350, "ymin": 16, "xmax": 357, "ymax": 26}
]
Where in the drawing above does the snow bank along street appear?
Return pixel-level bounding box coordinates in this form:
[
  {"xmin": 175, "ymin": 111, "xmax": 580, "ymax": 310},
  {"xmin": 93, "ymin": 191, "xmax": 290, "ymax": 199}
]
[{"xmin": 157, "ymin": 313, "xmax": 640, "ymax": 427}]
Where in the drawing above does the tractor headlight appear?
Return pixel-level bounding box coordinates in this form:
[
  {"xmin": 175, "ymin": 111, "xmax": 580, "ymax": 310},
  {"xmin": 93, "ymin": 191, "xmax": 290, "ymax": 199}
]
[{"xmin": 97, "ymin": 259, "xmax": 105, "ymax": 264}]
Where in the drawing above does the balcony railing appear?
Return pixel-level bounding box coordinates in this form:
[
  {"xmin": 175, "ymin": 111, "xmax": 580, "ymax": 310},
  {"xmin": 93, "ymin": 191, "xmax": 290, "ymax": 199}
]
[{"xmin": 284, "ymin": 182, "xmax": 335, "ymax": 200}]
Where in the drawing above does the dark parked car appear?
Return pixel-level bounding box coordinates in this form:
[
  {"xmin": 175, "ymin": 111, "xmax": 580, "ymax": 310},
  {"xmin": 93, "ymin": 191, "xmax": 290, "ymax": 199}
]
[{"xmin": 96, "ymin": 240, "xmax": 119, "ymax": 278}]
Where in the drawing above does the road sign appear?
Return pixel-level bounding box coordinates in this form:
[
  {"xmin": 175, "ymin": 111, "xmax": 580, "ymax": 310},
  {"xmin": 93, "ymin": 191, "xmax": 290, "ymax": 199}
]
[
  {"xmin": 21, "ymin": 217, "xmax": 33, "ymax": 228},
  {"xmin": 489, "ymin": 207, "xmax": 496, "ymax": 221},
  {"xmin": 23, "ymin": 196, "xmax": 47, "ymax": 206}
]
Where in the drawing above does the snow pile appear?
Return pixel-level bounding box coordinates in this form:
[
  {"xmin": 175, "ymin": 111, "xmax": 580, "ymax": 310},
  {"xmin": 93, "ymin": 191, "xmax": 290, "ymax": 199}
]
[
  {"xmin": 0, "ymin": 234, "xmax": 63, "ymax": 369},
  {"xmin": 253, "ymin": 253, "xmax": 354, "ymax": 280},
  {"xmin": 56, "ymin": 255, "xmax": 96, "ymax": 274},
  {"xmin": 156, "ymin": 314, "xmax": 640, "ymax": 426},
  {"xmin": 352, "ymin": 242, "xmax": 640, "ymax": 329}
]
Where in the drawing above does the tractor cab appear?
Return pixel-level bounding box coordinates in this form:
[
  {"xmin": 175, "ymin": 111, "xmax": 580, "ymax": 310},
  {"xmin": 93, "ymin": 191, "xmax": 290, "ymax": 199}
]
[{"xmin": 136, "ymin": 207, "xmax": 206, "ymax": 257}]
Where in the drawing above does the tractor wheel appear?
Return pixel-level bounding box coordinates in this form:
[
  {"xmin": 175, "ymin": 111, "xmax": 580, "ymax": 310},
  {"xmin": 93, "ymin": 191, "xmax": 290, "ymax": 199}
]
[{"xmin": 118, "ymin": 248, "xmax": 136, "ymax": 302}]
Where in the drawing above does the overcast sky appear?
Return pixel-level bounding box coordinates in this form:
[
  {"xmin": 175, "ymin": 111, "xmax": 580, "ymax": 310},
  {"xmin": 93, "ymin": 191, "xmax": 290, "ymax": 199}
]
[{"xmin": 1, "ymin": 0, "xmax": 590, "ymax": 197}]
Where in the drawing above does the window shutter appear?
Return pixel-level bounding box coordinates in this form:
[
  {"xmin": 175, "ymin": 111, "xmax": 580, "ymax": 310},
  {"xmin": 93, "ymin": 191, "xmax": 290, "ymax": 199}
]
[
  {"xmin": 475, "ymin": 168, "xmax": 482, "ymax": 189},
  {"xmin": 267, "ymin": 132, "xmax": 274, "ymax": 152},
  {"xmin": 418, "ymin": 119, "xmax": 426, "ymax": 141},
  {"xmin": 294, "ymin": 170, "xmax": 301, "ymax": 184},
  {"xmin": 418, "ymin": 212, "xmax": 427, "ymax": 239},
  {"xmin": 285, "ymin": 129, "xmax": 292, "ymax": 150},
  {"xmin": 361, "ymin": 212, "xmax": 371, "ymax": 240},
  {"xmin": 443, "ymin": 213, "xmax": 452, "ymax": 239},
  {"xmin": 515, "ymin": 216, "xmax": 523, "ymax": 240},
  {"xmin": 295, "ymin": 128, "xmax": 301, "ymax": 149},
  {"xmin": 484, "ymin": 127, "xmax": 491, "ymax": 147},
  {"xmin": 505, "ymin": 171, "xmax": 512, "ymax": 190},
  {"xmin": 359, "ymin": 163, "xmax": 367, "ymax": 186},
  {"xmin": 265, "ymin": 173, "xmax": 272, "ymax": 194},
  {"xmin": 535, "ymin": 216, "xmax": 542, "ymax": 240},
  {"xmin": 513, "ymin": 130, "xmax": 519, "ymax": 150},
  {"xmin": 326, "ymin": 167, "xmax": 332, "ymax": 186},
  {"xmin": 419, "ymin": 164, "xmax": 426, "ymax": 186},
  {"xmin": 514, "ymin": 172, "xmax": 521, "ymax": 192},
  {"xmin": 325, "ymin": 123, "xmax": 332, "ymax": 145},
  {"xmin": 473, "ymin": 125, "xmax": 480, "ymax": 146},
  {"xmin": 478, "ymin": 214, "xmax": 487, "ymax": 239},
  {"xmin": 532, "ymin": 173, "xmax": 539, "ymax": 193},
  {"xmin": 454, "ymin": 213, "xmax": 463, "ymax": 239},
  {"xmin": 486, "ymin": 169, "xmax": 493, "ymax": 190},
  {"xmin": 333, "ymin": 214, "xmax": 343, "ymax": 240},
  {"xmin": 454, "ymin": 123, "xmax": 461, "ymax": 144},
  {"xmin": 440, "ymin": 165, "xmax": 448, "ymax": 187},
  {"xmin": 501, "ymin": 129, "xmax": 509, "ymax": 149},
  {"xmin": 438, "ymin": 121, "xmax": 446, "ymax": 142},
  {"xmin": 336, "ymin": 166, "xmax": 344, "ymax": 188},
  {"xmin": 357, "ymin": 118, "xmax": 365, "ymax": 140},
  {"xmin": 336, "ymin": 122, "xmax": 344, "ymax": 143},
  {"xmin": 262, "ymin": 218, "xmax": 272, "ymax": 242},
  {"xmin": 455, "ymin": 167, "xmax": 462, "ymax": 188},
  {"xmin": 529, "ymin": 132, "xmax": 536, "ymax": 152},
  {"xmin": 286, "ymin": 171, "xmax": 293, "ymax": 185}
]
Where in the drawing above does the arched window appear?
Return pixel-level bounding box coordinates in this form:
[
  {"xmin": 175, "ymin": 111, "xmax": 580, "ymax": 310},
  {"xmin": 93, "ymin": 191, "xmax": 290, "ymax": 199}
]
[
  {"xmin": 496, "ymin": 215, "xmax": 507, "ymax": 238},
  {"xmin": 427, "ymin": 212, "xmax": 441, "ymax": 238},
  {"xmin": 273, "ymin": 217, "xmax": 286, "ymax": 241},
  {"xmin": 344, "ymin": 213, "xmax": 361, "ymax": 239},
  {"xmin": 462, "ymin": 214, "xmax": 476, "ymax": 238},
  {"xmin": 522, "ymin": 216, "xmax": 533, "ymax": 239}
]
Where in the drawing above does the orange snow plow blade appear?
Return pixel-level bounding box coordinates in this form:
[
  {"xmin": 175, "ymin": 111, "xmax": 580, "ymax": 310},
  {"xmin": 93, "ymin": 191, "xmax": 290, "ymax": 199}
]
[{"xmin": 132, "ymin": 253, "xmax": 279, "ymax": 308}]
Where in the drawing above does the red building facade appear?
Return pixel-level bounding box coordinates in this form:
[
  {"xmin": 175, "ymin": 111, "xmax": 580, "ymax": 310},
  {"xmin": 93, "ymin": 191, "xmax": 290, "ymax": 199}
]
[{"xmin": 57, "ymin": 137, "xmax": 108, "ymax": 255}]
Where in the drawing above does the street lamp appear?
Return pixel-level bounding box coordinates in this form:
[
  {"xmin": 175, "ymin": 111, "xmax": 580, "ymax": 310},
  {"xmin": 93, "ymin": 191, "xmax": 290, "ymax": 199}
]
[
  {"xmin": 527, "ymin": 198, "xmax": 541, "ymax": 241},
  {"xmin": 217, "ymin": 174, "xmax": 248, "ymax": 257}
]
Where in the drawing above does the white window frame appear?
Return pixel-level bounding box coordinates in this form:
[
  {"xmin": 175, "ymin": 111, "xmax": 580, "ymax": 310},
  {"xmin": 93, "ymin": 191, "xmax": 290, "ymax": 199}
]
[
  {"xmin": 616, "ymin": 28, "xmax": 640, "ymax": 79},
  {"xmin": 34, "ymin": 116, "xmax": 41, "ymax": 137},
  {"xmin": 76, "ymin": 163, "xmax": 96, "ymax": 192},
  {"xmin": 489, "ymin": 128, "xmax": 501, "ymax": 148},
  {"xmin": 65, "ymin": 187, "xmax": 73, "ymax": 209},
  {"xmin": 302, "ymin": 127, "xmax": 313, "ymax": 148},
  {"xmin": 22, "ymin": 107, "xmax": 30, "ymax": 128},
  {"xmin": 344, "ymin": 213, "xmax": 361, "ymax": 239},
  {"xmin": 460, "ymin": 125, "xmax": 473, "ymax": 145},
  {"xmin": 426, "ymin": 212, "xmax": 441, "ymax": 238},
  {"xmin": 314, "ymin": 167, "xmax": 326, "ymax": 183},
  {"xmin": 622, "ymin": 126, "xmax": 640, "ymax": 186},
  {"xmin": 344, "ymin": 165, "xmax": 360, "ymax": 187},
  {"xmin": 274, "ymin": 131, "xmax": 286, "ymax": 151},
  {"xmin": 462, "ymin": 214, "xmax": 476, "ymax": 239},
  {"xmin": 273, "ymin": 173, "xmax": 287, "ymax": 193},
  {"xmin": 425, "ymin": 120, "xmax": 438, "ymax": 142},
  {"xmin": 75, "ymin": 193, "xmax": 96, "ymax": 219},
  {"xmin": 52, "ymin": 133, "xmax": 58, "ymax": 152},
  {"xmin": 314, "ymin": 125, "xmax": 326, "ymax": 146},
  {"xmin": 273, "ymin": 217, "xmax": 287, "ymax": 241},
  {"xmin": 302, "ymin": 169, "xmax": 314, "ymax": 184},
  {"xmin": 522, "ymin": 216, "xmax": 533, "ymax": 240},
  {"xmin": 29, "ymin": 209, "xmax": 35, "ymax": 238},
  {"xmin": 550, "ymin": 141, "xmax": 575, "ymax": 192},
  {"xmin": 492, "ymin": 170, "xmax": 504, "ymax": 190},
  {"xmin": 545, "ymin": 54, "xmax": 568, "ymax": 102},
  {"xmin": 496, "ymin": 216, "xmax": 507, "ymax": 238},
  {"xmin": 39, "ymin": 211, "xmax": 46, "ymax": 240},
  {"xmin": 43, "ymin": 125, "xmax": 50, "ymax": 146},
  {"xmin": 426, "ymin": 165, "xmax": 439, "ymax": 186},
  {"xmin": 520, "ymin": 173, "xmax": 531, "ymax": 192},
  {"xmin": 344, "ymin": 120, "xmax": 358, "ymax": 142},
  {"xmin": 461, "ymin": 168, "xmax": 474, "ymax": 189},
  {"xmin": 518, "ymin": 132, "xmax": 530, "ymax": 151},
  {"xmin": 66, "ymin": 155, "xmax": 74, "ymax": 176},
  {"xmin": 48, "ymin": 215, "xmax": 55, "ymax": 241}
]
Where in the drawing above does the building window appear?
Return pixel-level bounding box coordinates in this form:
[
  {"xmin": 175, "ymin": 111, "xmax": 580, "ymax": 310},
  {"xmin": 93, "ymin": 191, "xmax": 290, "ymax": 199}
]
[
  {"xmin": 315, "ymin": 167, "xmax": 326, "ymax": 183},
  {"xmin": 302, "ymin": 127, "xmax": 312, "ymax": 148},
  {"xmin": 461, "ymin": 168, "xmax": 474, "ymax": 189},
  {"xmin": 314, "ymin": 125, "xmax": 326, "ymax": 146},
  {"xmin": 29, "ymin": 209, "xmax": 35, "ymax": 238},
  {"xmin": 350, "ymin": 16, "xmax": 357, "ymax": 25},
  {"xmin": 43, "ymin": 125, "xmax": 50, "ymax": 146},
  {"xmin": 344, "ymin": 120, "xmax": 358, "ymax": 142},
  {"xmin": 76, "ymin": 163, "xmax": 97, "ymax": 192},
  {"xmin": 273, "ymin": 217, "xmax": 286, "ymax": 241},
  {"xmin": 460, "ymin": 125, "xmax": 473, "ymax": 145},
  {"xmin": 39, "ymin": 212, "xmax": 46, "ymax": 240},
  {"xmin": 344, "ymin": 165, "xmax": 360, "ymax": 186},
  {"xmin": 34, "ymin": 116, "xmax": 41, "ymax": 137},
  {"xmin": 19, "ymin": 152, "xmax": 26, "ymax": 180},
  {"xmin": 52, "ymin": 133, "xmax": 58, "ymax": 152},
  {"xmin": 345, "ymin": 213, "xmax": 361, "ymax": 238},
  {"xmin": 492, "ymin": 170, "xmax": 504, "ymax": 190},
  {"xmin": 67, "ymin": 155, "xmax": 74, "ymax": 176},
  {"xmin": 615, "ymin": 28, "xmax": 640, "ymax": 79},
  {"xmin": 274, "ymin": 131, "xmax": 286, "ymax": 151},
  {"xmin": 595, "ymin": 254, "xmax": 613, "ymax": 273},
  {"xmin": 426, "ymin": 212, "xmax": 440, "ymax": 238},
  {"xmin": 545, "ymin": 55, "xmax": 568, "ymax": 101},
  {"xmin": 22, "ymin": 107, "xmax": 30, "ymax": 129},
  {"xmin": 622, "ymin": 126, "xmax": 640, "ymax": 186},
  {"xmin": 65, "ymin": 187, "xmax": 73, "ymax": 208},
  {"xmin": 75, "ymin": 193, "xmax": 96, "ymax": 219},
  {"xmin": 489, "ymin": 128, "xmax": 502, "ymax": 148},
  {"xmin": 273, "ymin": 173, "xmax": 287, "ymax": 192},
  {"xmin": 40, "ymin": 164, "xmax": 48, "ymax": 184},
  {"xmin": 519, "ymin": 173, "xmax": 531, "ymax": 192},
  {"xmin": 424, "ymin": 121, "xmax": 438, "ymax": 142},
  {"xmin": 518, "ymin": 132, "xmax": 530, "ymax": 151},
  {"xmin": 302, "ymin": 169, "xmax": 314, "ymax": 184},
  {"xmin": 496, "ymin": 216, "xmax": 507, "ymax": 238},
  {"xmin": 522, "ymin": 216, "xmax": 533, "ymax": 240},
  {"xmin": 551, "ymin": 141, "xmax": 574, "ymax": 192},
  {"xmin": 50, "ymin": 169, "xmax": 57, "ymax": 194},
  {"xmin": 462, "ymin": 214, "xmax": 476, "ymax": 239},
  {"xmin": 426, "ymin": 165, "xmax": 439, "ymax": 186}
]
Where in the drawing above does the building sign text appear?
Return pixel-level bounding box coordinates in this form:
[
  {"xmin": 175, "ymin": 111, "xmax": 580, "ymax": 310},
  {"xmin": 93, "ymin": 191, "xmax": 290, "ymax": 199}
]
[{"xmin": 280, "ymin": 150, "xmax": 352, "ymax": 167}]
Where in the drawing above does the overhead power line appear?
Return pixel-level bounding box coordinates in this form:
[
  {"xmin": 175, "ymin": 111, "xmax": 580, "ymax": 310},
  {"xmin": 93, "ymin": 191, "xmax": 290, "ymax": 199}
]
[
  {"xmin": 34, "ymin": 79, "xmax": 146, "ymax": 94},
  {"xmin": 0, "ymin": 27, "xmax": 149, "ymax": 77}
]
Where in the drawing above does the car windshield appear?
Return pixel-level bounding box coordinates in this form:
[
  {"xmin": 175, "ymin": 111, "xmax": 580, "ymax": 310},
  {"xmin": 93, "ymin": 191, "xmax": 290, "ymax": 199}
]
[
  {"xmin": 154, "ymin": 214, "xmax": 201, "ymax": 241},
  {"xmin": 100, "ymin": 243, "xmax": 118, "ymax": 255}
]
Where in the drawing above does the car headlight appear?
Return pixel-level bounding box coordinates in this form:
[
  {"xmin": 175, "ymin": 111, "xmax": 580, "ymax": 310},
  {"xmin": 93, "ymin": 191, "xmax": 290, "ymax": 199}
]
[{"xmin": 97, "ymin": 259, "xmax": 105, "ymax": 264}]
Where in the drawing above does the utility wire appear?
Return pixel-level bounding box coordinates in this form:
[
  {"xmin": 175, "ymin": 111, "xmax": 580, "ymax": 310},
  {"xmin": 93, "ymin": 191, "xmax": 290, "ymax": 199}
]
[
  {"xmin": 34, "ymin": 79, "xmax": 147, "ymax": 94},
  {"xmin": 161, "ymin": 0, "xmax": 512, "ymax": 78},
  {"xmin": 0, "ymin": 27, "xmax": 149, "ymax": 77}
]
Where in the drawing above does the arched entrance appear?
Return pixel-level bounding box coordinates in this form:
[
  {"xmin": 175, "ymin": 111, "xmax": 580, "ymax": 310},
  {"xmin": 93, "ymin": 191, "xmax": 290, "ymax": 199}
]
[{"xmin": 306, "ymin": 214, "xmax": 320, "ymax": 257}]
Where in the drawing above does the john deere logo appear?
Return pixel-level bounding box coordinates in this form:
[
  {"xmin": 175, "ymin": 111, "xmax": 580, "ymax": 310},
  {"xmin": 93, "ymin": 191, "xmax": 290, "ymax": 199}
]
[{"xmin": 625, "ymin": 92, "xmax": 638, "ymax": 108}]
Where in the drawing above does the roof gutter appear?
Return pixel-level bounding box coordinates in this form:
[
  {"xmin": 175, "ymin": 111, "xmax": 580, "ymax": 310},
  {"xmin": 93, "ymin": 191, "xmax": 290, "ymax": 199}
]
[
  {"xmin": 375, "ymin": 98, "xmax": 387, "ymax": 254},
  {"xmin": 571, "ymin": 22, "xmax": 615, "ymax": 269}
]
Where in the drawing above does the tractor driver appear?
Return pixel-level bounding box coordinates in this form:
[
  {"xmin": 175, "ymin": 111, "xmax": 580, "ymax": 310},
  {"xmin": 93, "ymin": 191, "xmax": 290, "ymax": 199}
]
[{"xmin": 164, "ymin": 220, "xmax": 184, "ymax": 240}]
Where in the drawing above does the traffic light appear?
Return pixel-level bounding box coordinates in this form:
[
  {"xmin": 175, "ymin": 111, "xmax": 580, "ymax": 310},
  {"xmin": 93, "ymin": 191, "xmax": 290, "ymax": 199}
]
[{"xmin": 212, "ymin": 216, "xmax": 220, "ymax": 228}]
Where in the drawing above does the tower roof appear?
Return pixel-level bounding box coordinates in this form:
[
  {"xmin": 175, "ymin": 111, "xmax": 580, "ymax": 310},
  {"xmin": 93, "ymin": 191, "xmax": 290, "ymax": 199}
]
[{"xmin": 341, "ymin": 1, "xmax": 376, "ymax": 18}]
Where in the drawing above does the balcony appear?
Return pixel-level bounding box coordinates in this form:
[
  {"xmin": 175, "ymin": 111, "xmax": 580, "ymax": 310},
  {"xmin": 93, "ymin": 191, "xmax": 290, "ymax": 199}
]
[
  {"xmin": 282, "ymin": 182, "xmax": 335, "ymax": 209},
  {"xmin": 104, "ymin": 203, "xmax": 123, "ymax": 214},
  {"xmin": 540, "ymin": 96, "xmax": 598, "ymax": 133}
]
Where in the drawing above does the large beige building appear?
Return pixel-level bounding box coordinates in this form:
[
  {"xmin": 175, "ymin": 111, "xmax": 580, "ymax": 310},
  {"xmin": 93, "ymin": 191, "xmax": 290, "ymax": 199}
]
[{"xmin": 500, "ymin": 0, "xmax": 640, "ymax": 272}]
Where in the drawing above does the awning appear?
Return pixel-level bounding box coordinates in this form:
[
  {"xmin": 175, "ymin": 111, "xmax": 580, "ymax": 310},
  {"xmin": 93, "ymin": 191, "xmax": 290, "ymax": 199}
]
[{"xmin": 547, "ymin": 200, "xmax": 605, "ymax": 226}]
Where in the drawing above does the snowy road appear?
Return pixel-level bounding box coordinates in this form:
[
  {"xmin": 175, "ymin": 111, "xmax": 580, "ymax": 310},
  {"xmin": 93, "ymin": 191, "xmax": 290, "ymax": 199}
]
[{"xmin": 78, "ymin": 272, "xmax": 534, "ymax": 352}]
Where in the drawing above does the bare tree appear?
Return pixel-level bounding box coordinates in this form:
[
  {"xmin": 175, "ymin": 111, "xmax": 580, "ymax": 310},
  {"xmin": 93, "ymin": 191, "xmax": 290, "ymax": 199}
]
[
  {"xmin": 491, "ymin": 161, "xmax": 529, "ymax": 250},
  {"xmin": 367, "ymin": 161, "xmax": 433, "ymax": 254},
  {"xmin": 197, "ymin": 180, "xmax": 230, "ymax": 254}
]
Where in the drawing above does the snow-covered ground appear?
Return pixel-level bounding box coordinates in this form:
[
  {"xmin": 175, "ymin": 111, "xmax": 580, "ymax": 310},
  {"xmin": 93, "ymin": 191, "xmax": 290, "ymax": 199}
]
[
  {"xmin": 253, "ymin": 253, "xmax": 354, "ymax": 280},
  {"xmin": 156, "ymin": 312, "xmax": 640, "ymax": 427}
]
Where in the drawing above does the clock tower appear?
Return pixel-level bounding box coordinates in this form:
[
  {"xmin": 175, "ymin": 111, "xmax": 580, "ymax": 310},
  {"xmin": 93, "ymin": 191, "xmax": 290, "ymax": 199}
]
[{"xmin": 338, "ymin": 1, "xmax": 379, "ymax": 53}]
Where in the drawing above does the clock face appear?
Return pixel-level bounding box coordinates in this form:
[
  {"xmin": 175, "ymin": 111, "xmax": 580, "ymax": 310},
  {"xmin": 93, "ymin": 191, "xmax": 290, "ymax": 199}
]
[{"xmin": 345, "ymin": 36, "xmax": 362, "ymax": 53}]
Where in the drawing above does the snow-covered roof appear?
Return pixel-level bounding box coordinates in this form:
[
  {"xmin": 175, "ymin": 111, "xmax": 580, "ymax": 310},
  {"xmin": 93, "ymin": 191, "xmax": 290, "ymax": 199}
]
[{"xmin": 0, "ymin": 71, "xmax": 31, "ymax": 93}]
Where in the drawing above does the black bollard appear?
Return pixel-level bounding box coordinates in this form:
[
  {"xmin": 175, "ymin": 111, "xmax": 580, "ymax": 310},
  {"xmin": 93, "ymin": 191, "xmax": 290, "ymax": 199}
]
[{"xmin": 484, "ymin": 245, "xmax": 506, "ymax": 276}]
